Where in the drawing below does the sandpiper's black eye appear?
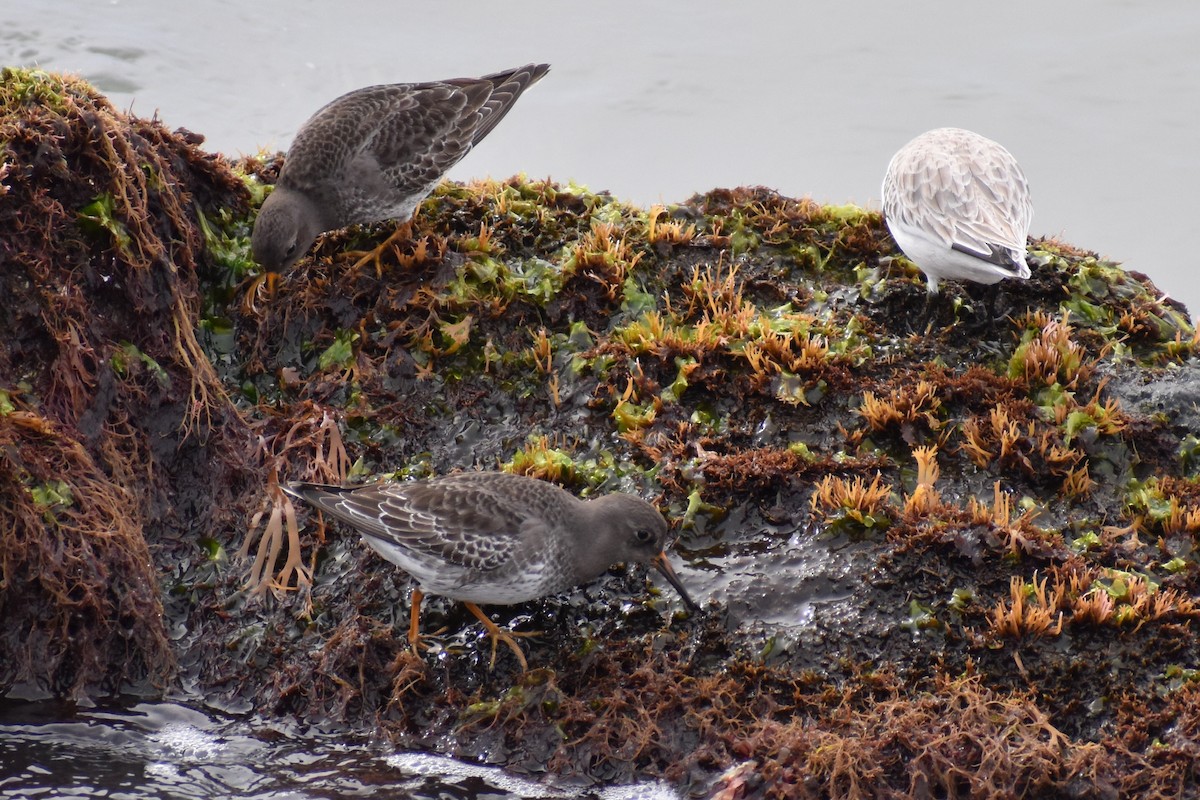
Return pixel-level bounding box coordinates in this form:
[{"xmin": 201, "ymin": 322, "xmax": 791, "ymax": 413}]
[
  {"xmin": 285, "ymin": 243, "xmax": 297, "ymax": 258},
  {"xmin": 634, "ymin": 528, "xmax": 655, "ymax": 545}
]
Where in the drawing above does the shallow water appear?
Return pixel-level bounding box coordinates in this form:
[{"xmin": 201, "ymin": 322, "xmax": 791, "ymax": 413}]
[
  {"xmin": 0, "ymin": 699, "xmax": 682, "ymax": 799},
  {"xmin": 4, "ymin": 0, "xmax": 1199, "ymax": 315}
]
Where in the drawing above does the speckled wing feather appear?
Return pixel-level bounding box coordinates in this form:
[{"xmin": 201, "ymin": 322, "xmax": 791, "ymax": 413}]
[
  {"xmin": 293, "ymin": 479, "xmax": 533, "ymax": 573},
  {"xmin": 278, "ymin": 64, "xmax": 549, "ymax": 226},
  {"xmin": 443, "ymin": 64, "xmax": 551, "ymax": 149},
  {"xmin": 276, "ymin": 83, "xmax": 466, "ymax": 220},
  {"xmin": 883, "ymin": 129, "xmax": 1032, "ymax": 264}
]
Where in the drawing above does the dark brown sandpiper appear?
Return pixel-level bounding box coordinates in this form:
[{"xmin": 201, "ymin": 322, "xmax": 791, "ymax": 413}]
[
  {"xmin": 283, "ymin": 471, "xmax": 697, "ymax": 669},
  {"xmin": 252, "ymin": 63, "xmax": 550, "ymax": 274}
]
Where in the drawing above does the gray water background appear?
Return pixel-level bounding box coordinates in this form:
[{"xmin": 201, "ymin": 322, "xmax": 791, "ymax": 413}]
[{"xmin": 5, "ymin": 0, "xmax": 1198, "ymax": 315}]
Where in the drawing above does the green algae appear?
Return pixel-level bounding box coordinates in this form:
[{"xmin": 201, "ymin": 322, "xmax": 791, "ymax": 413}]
[
  {"xmin": 0, "ymin": 66, "xmax": 73, "ymax": 112},
  {"xmin": 78, "ymin": 193, "xmax": 133, "ymax": 255},
  {"xmin": 28, "ymin": 479, "xmax": 74, "ymax": 516},
  {"xmin": 317, "ymin": 330, "xmax": 359, "ymax": 372}
]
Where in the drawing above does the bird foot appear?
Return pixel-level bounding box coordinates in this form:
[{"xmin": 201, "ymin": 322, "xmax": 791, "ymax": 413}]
[
  {"xmin": 485, "ymin": 626, "xmax": 540, "ymax": 672},
  {"xmin": 407, "ymin": 625, "xmax": 449, "ymax": 655},
  {"xmin": 347, "ymin": 221, "xmax": 413, "ymax": 278},
  {"xmin": 240, "ymin": 271, "xmax": 280, "ymax": 315},
  {"xmin": 464, "ymin": 602, "xmax": 539, "ymax": 671}
]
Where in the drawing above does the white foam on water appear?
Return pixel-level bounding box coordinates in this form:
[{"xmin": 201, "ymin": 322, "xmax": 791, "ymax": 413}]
[
  {"xmin": 144, "ymin": 761, "xmax": 185, "ymax": 781},
  {"xmin": 386, "ymin": 752, "xmax": 558, "ymax": 797},
  {"xmin": 147, "ymin": 721, "xmax": 224, "ymax": 761},
  {"xmin": 596, "ymin": 782, "xmax": 682, "ymax": 800},
  {"xmin": 384, "ymin": 752, "xmax": 683, "ymax": 800}
]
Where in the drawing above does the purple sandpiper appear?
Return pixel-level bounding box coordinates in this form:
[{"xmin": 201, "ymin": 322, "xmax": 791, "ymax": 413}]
[
  {"xmin": 252, "ymin": 63, "xmax": 550, "ymax": 274},
  {"xmin": 882, "ymin": 127, "xmax": 1033, "ymax": 295},
  {"xmin": 283, "ymin": 471, "xmax": 697, "ymax": 669}
]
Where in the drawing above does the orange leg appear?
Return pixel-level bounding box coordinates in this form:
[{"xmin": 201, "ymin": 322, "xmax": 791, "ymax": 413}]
[
  {"xmin": 463, "ymin": 602, "xmax": 539, "ymax": 671},
  {"xmin": 407, "ymin": 587, "xmax": 425, "ymax": 652},
  {"xmin": 348, "ymin": 220, "xmax": 413, "ymax": 278}
]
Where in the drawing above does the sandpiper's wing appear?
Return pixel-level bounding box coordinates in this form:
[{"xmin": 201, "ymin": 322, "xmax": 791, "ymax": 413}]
[
  {"xmin": 287, "ymin": 479, "xmax": 532, "ymax": 573},
  {"xmin": 279, "ymin": 64, "xmax": 549, "ymax": 212}
]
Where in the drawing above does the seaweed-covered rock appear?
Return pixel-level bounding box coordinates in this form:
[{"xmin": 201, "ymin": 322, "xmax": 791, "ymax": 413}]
[
  {"xmin": 4, "ymin": 71, "xmax": 1200, "ymax": 796},
  {"xmin": 0, "ymin": 68, "xmax": 252, "ymax": 698}
]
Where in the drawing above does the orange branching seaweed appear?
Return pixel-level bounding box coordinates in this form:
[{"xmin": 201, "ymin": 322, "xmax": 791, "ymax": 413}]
[
  {"xmin": 967, "ymin": 482, "xmax": 1044, "ymax": 555},
  {"xmin": 241, "ymin": 467, "xmax": 307, "ymax": 597},
  {"xmin": 530, "ymin": 327, "xmax": 554, "ymax": 374},
  {"xmin": 240, "ymin": 406, "xmax": 350, "ymax": 597},
  {"xmin": 904, "ymin": 445, "xmax": 941, "ymax": 516},
  {"xmin": 858, "ymin": 380, "xmax": 942, "ymax": 433},
  {"xmin": 811, "ymin": 472, "xmax": 894, "ymax": 530},
  {"xmin": 1009, "ymin": 312, "xmax": 1090, "ymax": 389},
  {"xmin": 646, "ymin": 204, "xmax": 697, "ymax": 246},
  {"xmin": 741, "ymin": 331, "xmax": 832, "ymax": 389},
  {"xmin": 574, "ymin": 219, "xmax": 642, "ymax": 298},
  {"xmin": 1, "ymin": 404, "xmax": 177, "ymax": 696},
  {"xmin": 504, "ymin": 434, "xmax": 579, "ymax": 484},
  {"xmin": 528, "ymin": 327, "xmax": 561, "ymax": 405},
  {"xmin": 682, "ymin": 262, "xmax": 746, "ymax": 320},
  {"xmin": 960, "ymin": 404, "xmax": 1024, "ymax": 468},
  {"xmin": 1067, "ymin": 568, "xmax": 1200, "ymax": 629},
  {"xmin": 990, "ymin": 574, "xmax": 1065, "ymax": 639},
  {"xmin": 1060, "ymin": 463, "xmax": 1095, "ymax": 499},
  {"xmin": 1158, "ymin": 497, "xmax": 1200, "ymax": 534}
]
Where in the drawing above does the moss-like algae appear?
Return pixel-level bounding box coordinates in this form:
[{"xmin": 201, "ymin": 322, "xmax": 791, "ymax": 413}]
[
  {"xmin": 0, "ymin": 67, "xmax": 251, "ymax": 699},
  {"xmin": 5, "ymin": 71, "xmax": 1200, "ymax": 796}
]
